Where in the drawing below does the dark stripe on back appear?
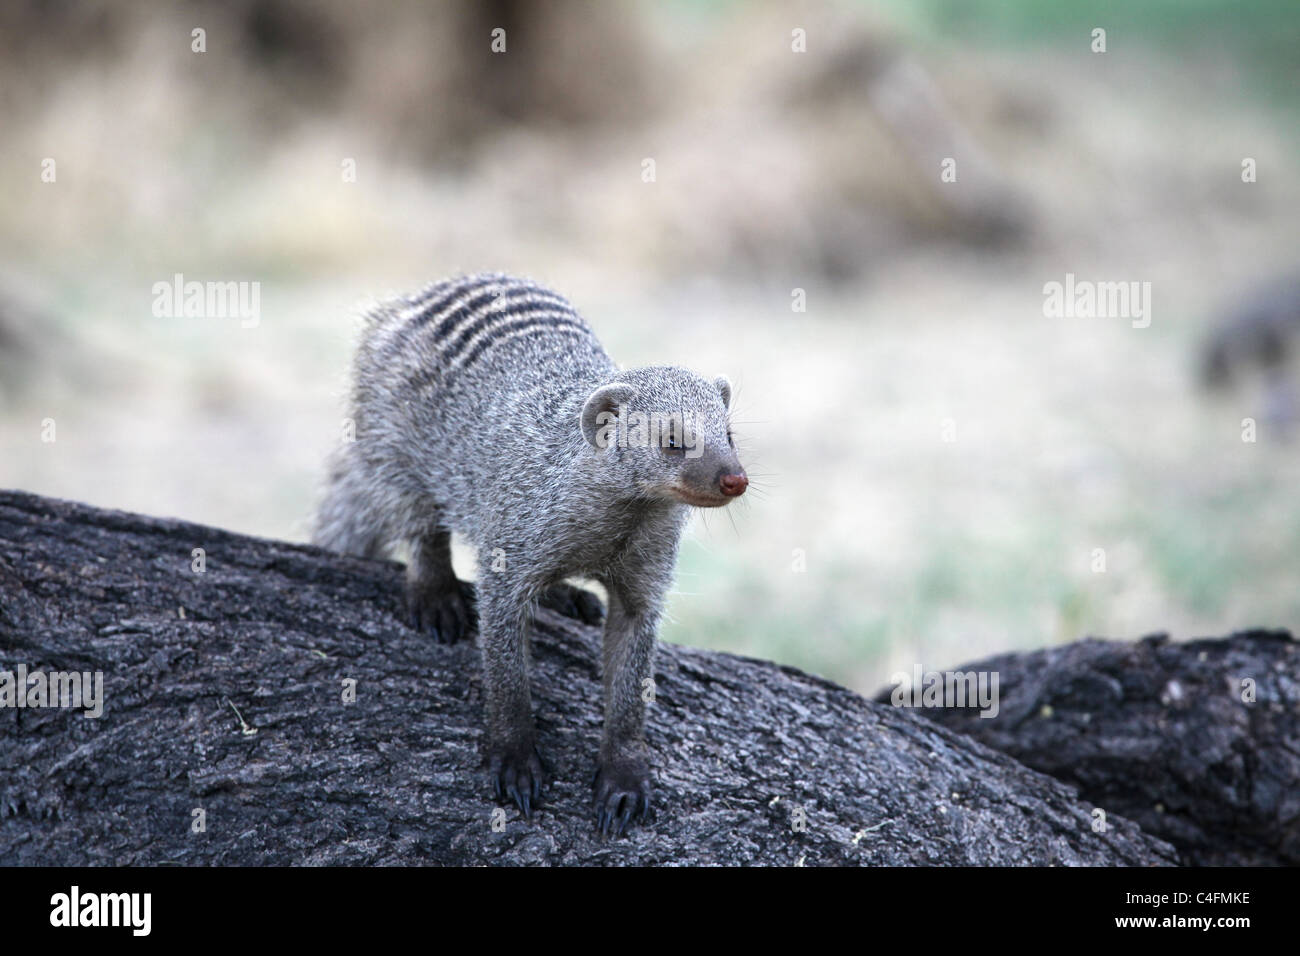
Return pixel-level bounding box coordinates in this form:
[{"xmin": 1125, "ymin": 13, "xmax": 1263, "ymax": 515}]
[
  {"xmin": 456, "ymin": 316, "xmax": 591, "ymax": 372},
  {"xmin": 386, "ymin": 277, "xmax": 570, "ymax": 361},
  {"xmin": 408, "ymin": 313, "xmax": 591, "ymax": 391},
  {"xmin": 389, "ymin": 276, "xmax": 464, "ymax": 328},
  {"xmin": 439, "ymin": 297, "xmax": 583, "ymax": 366},
  {"xmin": 427, "ymin": 286, "xmax": 571, "ymax": 347},
  {"xmin": 380, "ymin": 275, "xmax": 499, "ymax": 356}
]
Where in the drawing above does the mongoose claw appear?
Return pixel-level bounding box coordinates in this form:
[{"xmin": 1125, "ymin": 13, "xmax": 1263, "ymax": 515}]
[
  {"xmin": 538, "ymin": 583, "xmax": 606, "ymax": 626},
  {"xmin": 488, "ymin": 744, "xmax": 545, "ymax": 819},
  {"xmin": 593, "ymin": 759, "xmax": 653, "ymax": 836}
]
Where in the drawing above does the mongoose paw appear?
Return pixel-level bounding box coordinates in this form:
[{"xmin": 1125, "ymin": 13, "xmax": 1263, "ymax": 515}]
[
  {"xmin": 593, "ymin": 757, "xmax": 654, "ymax": 836},
  {"xmin": 538, "ymin": 582, "xmax": 606, "ymax": 626},
  {"xmin": 406, "ymin": 579, "xmax": 476, "ymax": 644},
  {"xmin": 488, "ymin": 743, "xmax": 544, "ymax": 819}
]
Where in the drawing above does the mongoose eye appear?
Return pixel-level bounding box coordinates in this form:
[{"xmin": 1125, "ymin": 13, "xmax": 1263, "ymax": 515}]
[
  {"xmin": 726, "ymin": 430, "xmax": 734, "ymax": 448},
  {"xmin": 662, "ymin": 429, "xmax": 686, "ymax": 457}
]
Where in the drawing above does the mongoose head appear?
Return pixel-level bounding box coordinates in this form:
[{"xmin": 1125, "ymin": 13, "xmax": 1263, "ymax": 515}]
[{"xmin": 580, "ymin": 366, "xmax": 747, "ymax": 507}]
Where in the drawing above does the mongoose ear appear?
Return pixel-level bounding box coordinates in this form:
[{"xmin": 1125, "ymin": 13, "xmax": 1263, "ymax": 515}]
[
  {"xmin": 580, "ymin": 382, "xmax": 636, "ymax": 448},
  {"xmin": 714, "ymin": 375, "xmax": 732, "ymax": 410}
]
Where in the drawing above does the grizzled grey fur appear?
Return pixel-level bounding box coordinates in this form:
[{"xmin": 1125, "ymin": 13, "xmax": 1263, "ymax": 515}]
[{"xmin": 314, "ymin": 273, "xmax": 747, "ymax": 833}]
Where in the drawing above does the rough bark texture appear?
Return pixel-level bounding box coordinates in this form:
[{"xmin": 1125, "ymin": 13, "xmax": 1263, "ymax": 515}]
[
  {"xmin": 889, "ymin": 631, "xmax": 1299, "ymax": 866},
  {"xmin": 0, "ymin": 490, "xmax": 1177, "ymax": 865}
]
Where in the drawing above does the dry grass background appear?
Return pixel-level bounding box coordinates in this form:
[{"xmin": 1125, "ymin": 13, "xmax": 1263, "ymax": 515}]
[{"xmin": 1, "ymin": 0, "xmax": 1297, "ymax": 694}]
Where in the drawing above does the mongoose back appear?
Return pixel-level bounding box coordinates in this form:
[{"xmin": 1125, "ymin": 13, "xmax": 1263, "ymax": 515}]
[{"xmin": 314, "ymin": 273, "xmax": 748, "ymax": 833}]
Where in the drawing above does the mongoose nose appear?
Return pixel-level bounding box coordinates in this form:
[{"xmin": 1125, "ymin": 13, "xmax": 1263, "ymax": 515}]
[{"xmin": 719, "ymin": 473, "xmax": 748, "ymax": 497}]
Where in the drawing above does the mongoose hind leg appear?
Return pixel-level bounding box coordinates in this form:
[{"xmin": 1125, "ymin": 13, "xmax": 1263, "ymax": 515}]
[
  {"xmin": 537, "ymin": 581, "xmax": 606, "ymax": 626},
  {"xmin": 405, "ymin": 528, "xmax": 476, "ymax": 644},
  {"xmin": 314, "ymin": 448, "xmax": 389, "ymax": 559}
]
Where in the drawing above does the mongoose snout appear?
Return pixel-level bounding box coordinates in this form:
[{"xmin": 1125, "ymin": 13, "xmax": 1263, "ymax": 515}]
[
  {"xmin": 719, "ymin": 471, "xmax": 749, "ymax": 497},
  {"xmin": 666, "ymin": 466, "xmax": 747, "ymax": 507},
  {"xmin": 314, "ymin": 273, "xmax": 749, "ymax": 835}
]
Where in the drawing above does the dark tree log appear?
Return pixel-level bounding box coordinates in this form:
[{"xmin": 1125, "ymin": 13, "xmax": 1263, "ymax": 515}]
[
  {"xmin": 0, "ymin": 490, "xmax": 1175, "ymax": 865},
  {"xmin": 890, "ymin": 631, "xmax": 1299, "ymax": 866}
]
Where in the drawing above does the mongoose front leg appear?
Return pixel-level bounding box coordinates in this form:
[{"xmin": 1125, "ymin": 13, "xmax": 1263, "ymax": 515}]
[
  {"xmin": 478, "ymin": 573, "xmax": 543, "ymax": 817},
  {"xmin": 404, "ymin": 528, "xmax": 475, "ymax": 644},
  {"xmin": 593, "ymin": 587, "xmax": 661, "ymax": 835}
]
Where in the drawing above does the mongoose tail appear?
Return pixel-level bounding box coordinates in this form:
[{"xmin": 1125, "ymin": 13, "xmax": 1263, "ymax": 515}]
[{"xmin": 314, "ymin": 273, "xmax": 747, "ymax": 834}]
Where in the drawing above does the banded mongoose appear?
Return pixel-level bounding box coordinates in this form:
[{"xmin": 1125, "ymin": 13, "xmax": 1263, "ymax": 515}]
[
  {"xmin": 314, "ymin": 273, "xmax": 748, "ymax": 833},
  {"xmin": 1201, "ymin": 276, "xmax": 1300, "ymax": 387},
  {"xmin": 1200, "ymin": 275, "xmax": 1300, "ymax": 436}
]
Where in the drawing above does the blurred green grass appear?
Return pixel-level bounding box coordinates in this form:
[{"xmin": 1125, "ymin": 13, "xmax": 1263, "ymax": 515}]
[
  {"xmin": 874, "ymin": 0, "xmax": 1299, "ymax": 48},
  {"xmin": 874, "ymin": 0, "xmax": 1300, "ymax": 101}
]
